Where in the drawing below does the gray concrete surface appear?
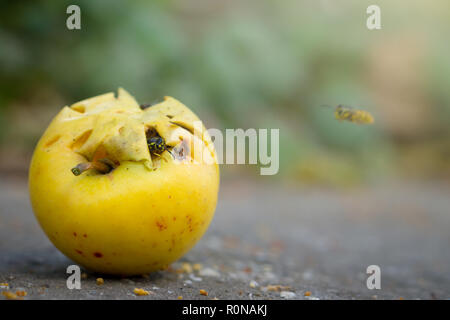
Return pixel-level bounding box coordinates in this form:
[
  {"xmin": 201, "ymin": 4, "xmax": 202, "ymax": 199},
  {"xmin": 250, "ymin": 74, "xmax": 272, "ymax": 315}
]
[{"xmin": 1, "ymin": 176, "xmax": 450, "ymax": 300}]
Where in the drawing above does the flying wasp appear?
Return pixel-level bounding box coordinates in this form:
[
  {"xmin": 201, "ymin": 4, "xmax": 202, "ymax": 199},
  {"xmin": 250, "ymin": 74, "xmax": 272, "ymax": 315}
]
[{"xmin": 323, "ymin": 104, "xmax": 374, "ymax": 125}]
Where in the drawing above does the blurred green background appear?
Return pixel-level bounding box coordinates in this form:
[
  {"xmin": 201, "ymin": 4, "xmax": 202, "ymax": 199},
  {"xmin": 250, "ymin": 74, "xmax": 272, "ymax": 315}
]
[{"xmin": 1, "ymin": 0, "xmax": 449, "ymax": 186}]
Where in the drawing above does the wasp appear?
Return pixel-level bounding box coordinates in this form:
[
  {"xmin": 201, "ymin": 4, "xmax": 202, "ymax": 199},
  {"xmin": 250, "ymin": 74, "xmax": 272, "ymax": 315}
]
[
  {"xmin": 323, "ymin": 105, "xmax": 374, "ymax": 124},
  {"xmin": 147, "ymin": 136, "xmax": 174, "ymax": 158}
]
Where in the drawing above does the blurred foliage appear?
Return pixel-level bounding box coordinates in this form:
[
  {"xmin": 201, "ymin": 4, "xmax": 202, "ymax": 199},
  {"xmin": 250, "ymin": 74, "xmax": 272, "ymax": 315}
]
[{"xmin": 0, "ymin": 0, "xmax": 449, "ymax": 184}]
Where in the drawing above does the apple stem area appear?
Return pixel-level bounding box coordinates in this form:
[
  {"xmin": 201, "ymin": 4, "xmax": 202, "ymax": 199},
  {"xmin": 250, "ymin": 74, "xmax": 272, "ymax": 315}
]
[{"xmin": 71, "ymin": 159, "xmax": 114, "ymax": 176}]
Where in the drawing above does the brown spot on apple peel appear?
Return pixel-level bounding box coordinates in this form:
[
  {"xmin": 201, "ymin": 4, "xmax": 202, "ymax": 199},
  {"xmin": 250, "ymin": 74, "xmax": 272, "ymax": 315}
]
[
  {"xmin": 93, "ymin": 252, "xmax": 103, "ymax": 258},
  {"xmin": 83, "ymin": 234, "xmax": 87, "ymax": 238},
  {"xmin": 155, "ymin": 219, "xmax": 168, "ymax": 231},
  {"xmin": 75, "ymin": 249, "xmax": 83, "ymax": 255},
  {"xmin": 186, "ymin": 215, "xmax": 194, "ymax": 232},
  {"xmin": 73, "ymin": 232, "xmax": 77, "ymax": 237}
]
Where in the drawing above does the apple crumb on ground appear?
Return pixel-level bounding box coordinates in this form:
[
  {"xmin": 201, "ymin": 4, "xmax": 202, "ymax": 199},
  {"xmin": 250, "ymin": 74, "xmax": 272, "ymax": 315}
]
[
  {"xmin": 134, "ymin": 288, "xmax": 150, "ymax": 296},
  {"xmin": 193, "ymin": 263, "xmax": 203, "ymax": 271},
  {"xmin": 178, "ymin": 262, "xmax": 193, "ymax": 274},
  {"xmin": 96, "ymin": 278, "xmax": 104, "ymax": 285},
  {"xmin": 199, "ymin": 289, "xmax": 208, "ymax": 296},
  {"xmin": 264, "ymin": 284, "xmax": 291, "ymax": 292},
  {"xmin": 2, "ymin": 291, "xmax": 21, "ymax": 300},
  {"xmin": 16, "ymin": 290, "xmax": 27, "ymax": 297}
]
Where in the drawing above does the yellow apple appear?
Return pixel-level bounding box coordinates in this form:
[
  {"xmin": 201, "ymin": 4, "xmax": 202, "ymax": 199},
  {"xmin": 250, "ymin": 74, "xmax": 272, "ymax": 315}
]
[{"xmin": 29, "ymin": 88, "xmax": 219, "ymax": 275}]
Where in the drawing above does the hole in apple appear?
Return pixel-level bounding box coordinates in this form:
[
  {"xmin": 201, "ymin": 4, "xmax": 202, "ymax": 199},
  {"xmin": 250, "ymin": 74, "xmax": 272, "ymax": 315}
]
[
  {"xmin": 70, "ymin": 130, "xmax": 93, "ymax": 150},
  {"xmin": 145, "ymin": 126, "xmax": 173, "ymax": 161},
  {"xmin": 173, "ymin": 139, "xmax": 189, "ymax": 160},
  {"xmin": 145, "ymin": 127, "xmax": 158, "ymax": 140},
  {"xmin": 44, "ymin": 135, "xmax": 61, "ymax": 147},
  {"xmin": 71, "ymin": 105, "xmax": 86, "ymax": 113}
]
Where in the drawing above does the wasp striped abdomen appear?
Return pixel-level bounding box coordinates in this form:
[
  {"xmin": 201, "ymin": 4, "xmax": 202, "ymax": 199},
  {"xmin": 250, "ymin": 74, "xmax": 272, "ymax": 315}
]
[{"xmin": 334, "ymin": 105, "xmax": 374, "ymax": 124}]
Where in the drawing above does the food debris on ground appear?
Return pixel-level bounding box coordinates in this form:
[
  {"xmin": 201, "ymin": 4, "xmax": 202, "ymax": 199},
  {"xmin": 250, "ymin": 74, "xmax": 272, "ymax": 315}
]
[
  {"xmin": 189, "ymin": 274, "xmax": 202, "ymax": 282},
  {"xmin": 177, "ymin": 296, "xmax": 183, "ymax": 300},
  {"xmin": 2, "ymin": 291, "xmax": 21, "ymax": 300},
  {"xmin": 182, "ymin": 262, "xmax": 193, "ymax": 273},
  {"xmin": 304, "ymin": 291, "xmax": 311, "ymax": 297},
  {"xmin": 15, "ymin": 290, "xmax": 27, "ymax": 297},
  {"xmin": 263, "ymin": 284, "xmax": 291, "ymax": 292},
  {"xmin": 199, "ymin": 289, "xmax": 208, "ymax": 296},
  {"xmin": 96, "ymin": 278, "xmax": 104, "ymax": 285},
  {"xmin": 280, "ymin": 291, "xmax": 296, "ymax": 299},
  {"xmin": 198, "ymin": 267, "xmax": 220, "ymax": 277},
  {"xmin": 165, "ymin": 265, "xmax": 175, "ymax": 273},
  {"xmin": 193, "ymin": 263, "xmax": 203, "ymax": 271},
  {"xmin": 183, "ymin": 280, "xmax": 193, "ymax": 287},
  {"xmin": 243, "ymin": 266, "xmax": 252, "ymax": 273},
  {"xmin": 133, "ymin": 288, "xmax": 150, "ymax": 296},
  {"xmin": 249, "ymin": 280, "xmax": 258, "ymax": 288},
  {"xmin": 177, "ymin": 262, "xmax": 193, "ymax": 274}
]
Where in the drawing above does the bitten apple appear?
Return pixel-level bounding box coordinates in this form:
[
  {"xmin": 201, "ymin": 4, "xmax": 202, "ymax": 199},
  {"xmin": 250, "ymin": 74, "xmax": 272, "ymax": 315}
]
[{"xmin": 29, "ymin": 89, "xmax": 219, "ymax": 275}]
